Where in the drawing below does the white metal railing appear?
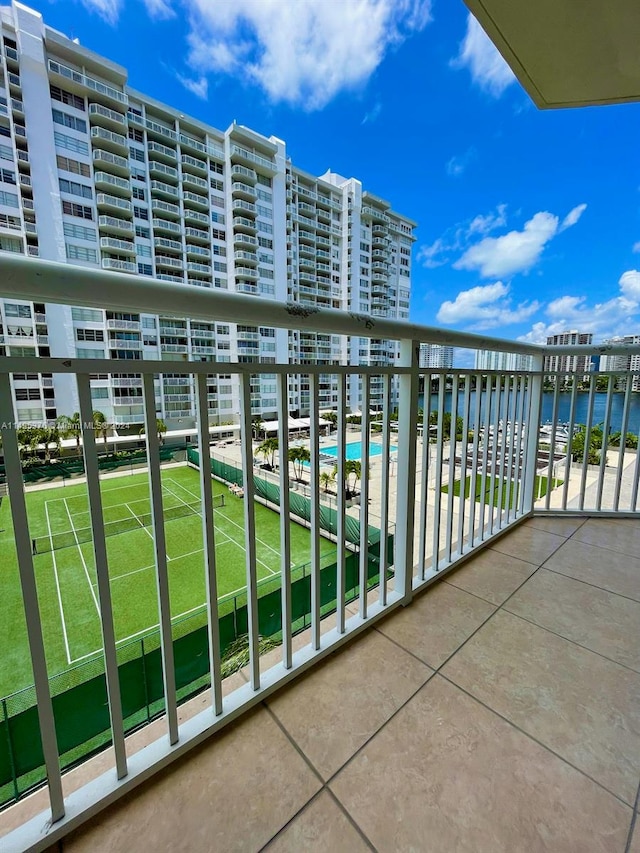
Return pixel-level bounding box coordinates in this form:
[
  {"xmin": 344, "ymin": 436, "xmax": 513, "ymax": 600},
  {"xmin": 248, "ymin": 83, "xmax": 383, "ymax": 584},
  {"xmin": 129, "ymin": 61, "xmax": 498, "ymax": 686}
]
[{"xmin": 0, "ymin": 255, "xmax": 639, "ymax": 851}]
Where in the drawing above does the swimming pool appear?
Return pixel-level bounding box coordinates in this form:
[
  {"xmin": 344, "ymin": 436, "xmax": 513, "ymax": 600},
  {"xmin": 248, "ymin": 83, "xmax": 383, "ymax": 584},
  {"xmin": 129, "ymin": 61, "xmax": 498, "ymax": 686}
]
[{"xmin": 320, "ymin": 441, "xmax": 397, "ymax": 460}]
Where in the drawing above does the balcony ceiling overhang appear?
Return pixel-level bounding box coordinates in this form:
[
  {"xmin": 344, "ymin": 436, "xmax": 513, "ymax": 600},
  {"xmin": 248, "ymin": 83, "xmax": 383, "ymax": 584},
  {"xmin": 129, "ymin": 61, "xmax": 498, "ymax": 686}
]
[{"xmin": 464, "ymin": 0, "xmax": 640, "ymax": 108}]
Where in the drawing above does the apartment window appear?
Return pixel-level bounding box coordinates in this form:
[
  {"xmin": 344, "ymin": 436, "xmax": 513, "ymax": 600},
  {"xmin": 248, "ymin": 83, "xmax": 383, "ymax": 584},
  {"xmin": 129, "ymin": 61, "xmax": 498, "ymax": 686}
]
[
  {"xmin": 5, "ymin": 302, "xmax": 31, "ymax": 317},
  {"xmin": 62, "ymin": 200, "xmax": 93, "ymax": 220},
  {"xmin": 136, "ymin": 244, "xmax": 151, "ymax": 257},
  {"xmin": 17, "ymin": 407, "xmax": 43, "ymax": 421},
  {"xmin": 258, "ymin": 253, "xmax": 272, "ymax": 265},
  {"xmin": 142, "ymin": 317, "xmax": 156, "ymax": 328},
  {"xmin": 129, "ymin": 146, "xmax": 145, "ymax": 163},
  {"xmin": 257, "ymin": 221, "xmax": 272, "ymax": 235},
  {"xmin": 212, "ymin": 245, "xmax": 226, "ymax": 257},
  {"xmin": 132, "ymin": 186, "xmax": 146, "ymax": 201},
  {"xmin": 256, "ymin": 174, "xmax": 271, "ymax": 187},
  {"xmin": 210, "ymin": 178, "xmax": 223, "ymax": 191},
  {"xmin": 0, "ymin": 235, "xmax": 22, "ymax": 253},
  {"xmin": 131, "ymin": 169, "xmax": 146, "ymax": 183},
  {"xmin": 210, "ymin": 161, "xmax": 223, "ymax": 175},
  {"xmin": 256, "ymin": 204, "xmax": 271, "ymax": 218},
  {"xmin": 0, "ymin": 127, "xmax": 10, "ymax": 139},
  {"xmin": 56, "ymin": 155, "xmax": 90, "ymax": 178},
  {"xmin": 76, "ymin": 328, "xmax": 104, "ymax": 342},
  {"xmin": 399, "ymin": 268, "xmax": 410, "ymax": 277},
  {"xmin": 259, "ymin": 283, "xmax": 275, "ymax": 296},
  {"xmin": 0, "ymin": 213, "xmax": 20, "ymax": 229},
  {"xmin": 134, "ymin": 225, "xmax": 149, "ymax": 239},
  {"xmin": 259, "ymin": 267, "xmax": 274, "ymax": 279},
  {"xmin": 400, "ymin": 258, "xmax": 409, "ymax": 266},
  {"xmin": 59, "ymin": 178, "xmax": 92, "ymax": 199},
  {"xmin": 210, "ymin": 195, "xmax": 224, "ymax": 208},
  {"xmin": 91, "ymin": 387, "xmax": 109, "ymax": 399},
  {"xmin": 0, "ymin": 168, "xmax": 15, "ymax": 185},
  {"xmin": 214, "ymin": 277, "xmax": 227, "ymax": 289},
  {"xmin": 63, "ymin": 222, "xmax": 96, "ymax": 241},
  {"xmin": 52, "ymin": 109, "xmax": 87, "ymax": 134},
  {"xmin": 213, "ymin": 261, "xmax": 227, "ymax": 272},
  {"xmin": 400, "ymin": 246, "xmax": 410, "ymax": 256},
  {"xmin": 72, "ymin": 307, "xmax": 102, "ymax": 322},
  {"xmin": 360, "ymin": 242, "xmax": 369, "ymax": 251},
  {"xmin": 211, "ymin": 228, "xmax": 225, "ymax": 240},
  {"xmin": 138, "ymin": 262, "xmax": 152, "ymax": 275},
  {"xmin": 15, "ymin": 389, "xmax": 42, "ymax": 401},
  {"xmin": 256, "ymin": 189, "xmax": 272, "ymax": 203},
  {"xmin": 128, "ymin": 127, "xmax": 144, "ymax": 143},
  {"xmin": 50, "ymin": 85, "xmax": 85, "ymax": 111},
  {"xmin": 0, "ymin": 190, "xmax": 18, "ymax": 208},
  {"xmin": 66, "ymin": 243, "xmax": 97, "ymax": 262},
  {"xmin": 76, "ymin": 347, "xmax": 104, "ymax": 359},
  {"xmin": 216, "ymin": 325, "xmax": 229, "ymax": 335},
  {"xmin": 134, "ymin": 206, "xmax": 148, "ymax": 220},
  {"xmin": 0, "ymin": 143, "xmax": 12, "ymax": 162},
  {"xmin": 54, "ymin": 131, "xmax": 89, "ymax": 155},
  {"xmin": 258, "ymin": 237, "xmax": 273, "ymax": 249},
  {"xmin": 211, "ymin": 211, "xmax": 224, "ymax": 224}
]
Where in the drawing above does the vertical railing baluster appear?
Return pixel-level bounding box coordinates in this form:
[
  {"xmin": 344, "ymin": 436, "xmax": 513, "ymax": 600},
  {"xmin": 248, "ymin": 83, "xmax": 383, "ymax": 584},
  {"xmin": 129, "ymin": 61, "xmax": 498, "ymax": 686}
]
[
  {"xmin": 468, "ymin": 375, "xmax": 482, "ymax": 546},
  {"xmin": 503, "ymin": 376, "xmax": 517, "ymax": 524},
  {"xmin": 309, "ymin": 373, "xmax": 321, "ymax": 647},
  {"xmin": 431, "ymin": 376, "xmax": 446, "ymax": 571},
  {"xmin": 578, "ymin": 381, "xmax": 596, "ymax": 512},
  {"xmin": 444, "ymin": 373, "xmax": 458, "ymax": 563},
  {"xmin": 0, "ymin": 373, "xmax": 64, "ymax": 821},
  {"xmin": 378, "ymin": 373, "xmax": 391, "ymax": 607},
  {"xmin": 613, "ymin": 377, "xmax": 632, "ymax": 512},
  {"xmin": 336, "ymin": 373, "xmax": 347, "ymax": 632},
  {"xmin": 630, "ymin": 416, "xmax": 640, "ymax": 513},
  {"xmin": 394, "ymin": 340, "xmax": 419, "ymax": 602},
  {"xmin": 495, "ymin": 376, "xmax": 508, "ymax": 529},
  {"xmin": 488, "ymin": 375, "xmax": 502, "ymax": 534},
  {"xmin": 522, "ymin": 355, "xmax": 544, "ymax": 515},
  {"xmin": 276, "ymin": 373, "xmax": 292, "ymax": 667},
  {"xmin": 561, "ymin": 382, "xmax": 578, "ymax": 511},
  {"xmin": 477, "ymin": 376, "xmax": 492, "ymax": 539},
  {"xmin": 142, "ymin": 373, "xmax": 178, "ymax": 743},
  {"xmin": 194, "ymin": 373, "xmax": 223, "ymax": 712},
  {"xmin": 456, "ymin": 374, "xmax": 471, "ymax": 554},
  {"xmin": 77, "ymin": 374, "xmax": 127, "ymax": 774},
  {"xmin": 417, "ymin": 381, "xmax": 430, "ymax": 580},
  {"xmin": 513, "ymin": 375, "xmax": 527, "ymax": 518},
  {"xmin": 239, "ymin": 371, "xmax": 260, "ymax": 689},
  {"xmin": 596, "ymin": 375, "xmax": 614, "ymax": 511},
  {"xmin": 545, "ymin": 380, "xmax": 561, "ymax": 511},
  {"xmin": 358, "ymin": 375, "xmax": 371, "ymax": 618}
]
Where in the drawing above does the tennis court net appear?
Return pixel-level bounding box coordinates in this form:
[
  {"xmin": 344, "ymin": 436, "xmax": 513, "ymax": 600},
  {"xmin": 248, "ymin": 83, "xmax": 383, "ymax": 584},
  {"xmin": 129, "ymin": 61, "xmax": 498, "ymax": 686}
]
[{"xmin": 33, "ymin": 493, "xmax": 225, "ymax": 554}]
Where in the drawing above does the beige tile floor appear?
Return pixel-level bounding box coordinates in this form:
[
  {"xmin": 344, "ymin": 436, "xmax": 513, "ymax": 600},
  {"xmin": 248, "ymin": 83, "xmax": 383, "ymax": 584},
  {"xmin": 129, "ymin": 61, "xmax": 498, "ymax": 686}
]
[{"xmin": 5, "ymin": 517, "xmax": 640, "ymax": 853}]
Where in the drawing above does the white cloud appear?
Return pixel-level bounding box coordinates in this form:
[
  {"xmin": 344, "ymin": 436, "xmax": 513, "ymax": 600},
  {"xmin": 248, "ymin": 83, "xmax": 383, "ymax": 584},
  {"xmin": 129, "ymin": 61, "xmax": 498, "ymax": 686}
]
[
  {"xmin": 453, "ymin": 205, "xmax": 586, "ymax": 279},
  {"xmin": 416, "ymin": 237, "xmax": 448, "ymax": 269},
  {"xmin": 176, "ymin": 73, "xmax": 209, "ymax": 99},
  {"xmin": 452, "ymin": 14, "xmax": 516, "ymax": 98},
  {"xmin": 468, "ymin": 204, "xmax": 507, "ymax": 236},
  {"xmin": 80, "ymin": 0, "xmax": 121, "ymax": 24},
  {"xmin": 184, "ymin": 0, "xmax": 432, "ymax": 110},
  {"xmin": 632, "ymin": 242, "xmax": 640, "ymax": 253},
  {"xmin": 559, "ymin": 203, "xmax": 587, "ymax": 231},
  {"xmin": 143, "ymin": 0, "xmax": 175, "ymax": 18},
  {"xmin": 446, "ymin": 147, "xmax": 476, "ymax": 177},
  {"xmin": 518, "ymin": 270, "xmax": 640, "ymax": 343},
  {"xmin": 437, "ymin": 281, "xmax": 540, "ymax": 329},
  {"xmin": 361, "ymin": 102, "xmax": 382, "ymax": 125}
]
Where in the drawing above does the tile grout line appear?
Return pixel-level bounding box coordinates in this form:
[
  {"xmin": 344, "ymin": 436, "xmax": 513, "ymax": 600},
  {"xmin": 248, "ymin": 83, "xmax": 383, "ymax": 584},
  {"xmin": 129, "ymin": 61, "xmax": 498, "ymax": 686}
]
[
  {"xmin": 324, "ymin": 788, "xmax": 378, "ymax": 852},
  {"xmin": 624, "ymin": 778, "xmax": 640, "ymax": 853},
  {"xmin": 541, "ymin": 564, "xmax": 640, "ymax": 603},
  {"xmin": 436, "ymin": 671, "xmax": 637, "ymax": 811}
]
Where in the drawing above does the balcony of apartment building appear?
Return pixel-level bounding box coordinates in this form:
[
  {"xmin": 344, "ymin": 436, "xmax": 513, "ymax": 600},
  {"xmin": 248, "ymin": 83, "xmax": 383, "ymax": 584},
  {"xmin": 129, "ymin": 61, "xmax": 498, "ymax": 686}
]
[{"xmin": 0, "ymin": 254, "xmax": 638, "ymax": 852}]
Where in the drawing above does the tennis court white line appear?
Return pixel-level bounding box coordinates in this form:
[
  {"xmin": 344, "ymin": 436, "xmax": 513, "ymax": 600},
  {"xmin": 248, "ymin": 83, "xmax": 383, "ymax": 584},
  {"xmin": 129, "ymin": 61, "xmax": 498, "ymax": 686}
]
[
  {"xmin": 69, "ymin": 600, "xmax": 209, "ymax": 664},
  {"xmin": 164, "ymin": 480, "xmax": 277, "ymax": 577},
  {"xmin": 44, "ymin": 500, "xmax": 73, "ymax": 666},
  {"xmin": 63, "ymin": 497, "xmax": 100, "ymax": 615}
]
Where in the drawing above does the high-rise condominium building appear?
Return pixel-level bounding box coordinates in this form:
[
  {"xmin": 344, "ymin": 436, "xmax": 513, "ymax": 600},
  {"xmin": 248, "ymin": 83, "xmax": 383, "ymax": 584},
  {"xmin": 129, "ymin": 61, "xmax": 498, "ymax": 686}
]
[
  {"xmin": 600, "ymin": 335, "xmax": 640, "ymax": 391},
  {"xmin": 543, "ymin": 331, "xmax": 593, "ymax": 380},
  {"xmin": 419, "ymin": 343, "xmax": 454, "ymax": 370},
  {"xmin": 0, "ymin": 2, "xmax": 415, "ymax": 431},
  {"xmin": 474, "ymin": 350, "xmax": 534, "ymax": 372}
]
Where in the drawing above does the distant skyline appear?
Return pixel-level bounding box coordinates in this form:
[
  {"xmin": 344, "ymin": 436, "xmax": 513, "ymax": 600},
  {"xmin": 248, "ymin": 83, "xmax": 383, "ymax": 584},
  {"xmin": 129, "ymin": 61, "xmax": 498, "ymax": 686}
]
[{"xmin": 40, "ymin": 0, "xmax": 640, "ymax": 344}]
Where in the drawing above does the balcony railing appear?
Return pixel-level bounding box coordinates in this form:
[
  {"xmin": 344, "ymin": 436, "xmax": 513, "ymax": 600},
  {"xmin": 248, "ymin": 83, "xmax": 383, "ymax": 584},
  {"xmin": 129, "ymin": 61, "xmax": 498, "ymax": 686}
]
[{"xmin": 0, "ymin": 254, "xmax": 639, "ymax": 851}]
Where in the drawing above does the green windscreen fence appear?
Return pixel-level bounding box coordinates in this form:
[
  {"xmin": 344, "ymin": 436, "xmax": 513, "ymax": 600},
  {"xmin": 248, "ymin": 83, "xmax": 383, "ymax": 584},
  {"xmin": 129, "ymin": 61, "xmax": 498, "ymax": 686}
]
[{"xmin": 0, "ymin": 452, "xmax": 394, "ymax": 809}]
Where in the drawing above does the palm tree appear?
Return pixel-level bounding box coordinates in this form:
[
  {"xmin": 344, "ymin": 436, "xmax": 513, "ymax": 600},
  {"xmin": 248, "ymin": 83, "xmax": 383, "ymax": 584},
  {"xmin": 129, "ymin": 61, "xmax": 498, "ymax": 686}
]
[
  {"xmin": 57, "ymin": 412, "xmax": 82, "ymax": 456},
  {"xmin": 92, "ymin": 411, "xmax": 110, "ymax": 452},
  {"xmin": 319, "ymin": 470, "xmax": 335, "ymax": 493},
  {"xmin": 139, "ymin": 419, "xmax": 167, "ymax": 445},
  {"xmin": 252, "ymin": 416, "xmax": 264, "ymax": 441},
  {"xmin": 17, "ymin": 425, "xmax": 40, "ymax": 461},
  {"xmin": 39, "ymin": 425, "xmax": 60, "ymax": 463},
  {"xmin": 257, "ymin": 437, "xmax": 278, "ymax": 469},
  {"xmin": 288, "ymin": 446, "xmax": 310, "ymax": 481}
]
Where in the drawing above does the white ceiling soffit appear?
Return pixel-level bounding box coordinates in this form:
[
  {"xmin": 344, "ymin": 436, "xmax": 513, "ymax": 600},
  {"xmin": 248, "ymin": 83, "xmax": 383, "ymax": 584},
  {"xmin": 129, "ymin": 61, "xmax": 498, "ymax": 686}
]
[{"xmin": 464, "ymin": 0, "xmax": 640, "ymax": 108}]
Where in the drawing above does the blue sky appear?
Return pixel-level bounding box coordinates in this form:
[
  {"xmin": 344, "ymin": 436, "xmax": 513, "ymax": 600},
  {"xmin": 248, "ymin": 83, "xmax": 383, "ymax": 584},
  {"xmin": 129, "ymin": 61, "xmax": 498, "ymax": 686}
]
[{"xmin": 44, "ymin": 0, "xmax": 640, "ymax": 344}]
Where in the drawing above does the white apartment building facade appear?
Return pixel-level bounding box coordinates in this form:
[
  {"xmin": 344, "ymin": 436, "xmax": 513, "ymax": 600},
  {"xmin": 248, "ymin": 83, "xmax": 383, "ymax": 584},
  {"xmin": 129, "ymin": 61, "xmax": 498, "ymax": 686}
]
[
  {"xmin": 419, "ymin": 343, "xmax": 454, "ymax": 370},
  {"xmin": 474, "ymin": 350, "xmax": 534, "ymax": 372},
  {"xmin": 543, "ymin": 331, "xmax": 593, "ymax": 381},
  {"xmin": 600, "ymin": 335, "xmax": 640, "ymax": 391},
  {"xmin": 0, "ymin": 2, "xmax": 415, "ymax": 431}
]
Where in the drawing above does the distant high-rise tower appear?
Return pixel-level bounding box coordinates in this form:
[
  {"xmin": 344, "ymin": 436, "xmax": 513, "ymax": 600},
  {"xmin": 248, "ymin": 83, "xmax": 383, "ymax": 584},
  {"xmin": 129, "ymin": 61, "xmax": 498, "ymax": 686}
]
[{"xmin": 544, "ymin": 330, "xmax": 593, "ymax": 380}]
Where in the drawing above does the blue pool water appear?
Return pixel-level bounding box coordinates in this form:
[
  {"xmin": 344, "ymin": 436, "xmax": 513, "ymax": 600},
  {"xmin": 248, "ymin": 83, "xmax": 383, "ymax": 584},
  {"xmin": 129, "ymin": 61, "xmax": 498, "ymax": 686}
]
[{"xmin": 321, "ymin": 441, "xmax": 397, "ymax": 460}]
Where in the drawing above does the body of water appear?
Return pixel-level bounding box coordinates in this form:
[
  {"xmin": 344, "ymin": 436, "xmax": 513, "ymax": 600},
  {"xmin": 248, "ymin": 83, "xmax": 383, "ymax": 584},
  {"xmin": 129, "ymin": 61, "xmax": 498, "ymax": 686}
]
[
  {"xmin": 321, "ymin": 441, "xmax": 397, "ymax": 460},
  {"xmin": 417, "ymin": 391, "xmax": 640, "ymax": 435}
]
